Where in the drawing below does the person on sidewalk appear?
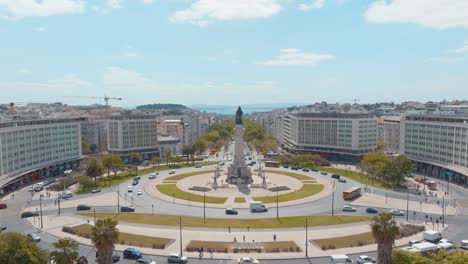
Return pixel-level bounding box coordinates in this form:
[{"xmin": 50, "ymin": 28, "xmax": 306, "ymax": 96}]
[
  {"xmin": 228, "ymin": 226, "xmax": 231, "ymax": 233},
  {"xmin": 273, "ymin": 234, "xmax": 276, "ymax": 241},
  {"xmin": 243, "ymin": 235, "xmax": 245, "ymax": 242},
  {"xmin": 247, "ymin": 225, "xmax": 250, "ymax": 231}
]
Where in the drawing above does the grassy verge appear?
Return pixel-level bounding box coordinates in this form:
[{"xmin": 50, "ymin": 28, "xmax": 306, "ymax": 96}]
[
  {"xmin": 78, "ymin": 213, "xmax": 371, "ymax": 229},
  {"xmin": 63, "ymin": 224, "xmax": 174, "ymax": 249},
  {"xmin": 165, "ymin": 170, "xmax": 215, "ymax": 181},
  {"xmin": 318, "ymin": 167, "xmax": 391, "ymax": 190},
  {"xmin": 77, "ymin": 161, "xmax": 218, "ymax": 194},
  {"xmin": 311, "ymin": 232, "xmax": 375, "ymax": 250},
  {"xmin": 234, "ymin": 197, "xmax": 246, "ymax": 203},
  {"xmin": 156, "ymin": 184, "xmax": 227, "ymax": 204},
  {"xmin": 253, "ymin": 184, "xmax": 324, "ymax": 203},
  {"xmin": 260, "ymin": 170, "xmax": 314, "ymax": 181}
]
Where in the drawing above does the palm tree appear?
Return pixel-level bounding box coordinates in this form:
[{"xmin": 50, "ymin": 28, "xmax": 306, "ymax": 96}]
[
  {"xmin": 164, "ymin": 148, "xmax": 172, "ymax": 166},
  {"xmin": 49, "ymin": 238, "xmax": 79, "ymax": 264},
  {"xmin": 87, "ymin": 159, "xmax": 104, "ymax": 187},
  {"xmin": 370, "ymin": 212, "xmax": 400, "ymax": 264},
  {"xmin": 91, "ymin": 218, "xmax": 119, "ymax": 264},
  {"xmin": 182, "ymin": 145, "xmax": 192, "ymax": 164}
]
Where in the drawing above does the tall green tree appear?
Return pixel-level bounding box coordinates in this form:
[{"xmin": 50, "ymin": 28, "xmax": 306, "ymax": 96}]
[
  {"xmin": 371, "ymin": 212, "xmax": 400, "ymax": 264},
  {"xmin": 86, "ymin": 159, "xmax": 104, "ymax": 187},
  {"xmin": 382, "ymin": 155, "xmax": 413, "ymax": 186},
  {"xmin": 150, "ymin": 157, "xmax": 161, "ymax": 167},
  {"xmin": 359, "ymin": 152, "xmax": 388, "ymax": 184},
  {"xmin": 101, "ymin": 154, "xmax": 124, "ymax": 178},
  {"xmin": 164, "ymin": 148, "xmax": 172, "ymax": 166},
  {"xmin": 91, "ymin": 218, "xmax": 119, "ymax": 264},
  {"xmin": 49, "ymin": 238, "xmax": 79, "ymax": 264},
  {"xmin": 182, "ymin": 145, "xmax": 193, "ymax": 164},
  {"xmin": 81, "ymin": 135, "xmax": 91, "ymax": 155},
  {"xmin": 0, "ymin": 232, "xmax": 49, "ymax": 264}
]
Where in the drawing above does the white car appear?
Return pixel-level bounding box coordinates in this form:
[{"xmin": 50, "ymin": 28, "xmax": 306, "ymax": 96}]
[
  {"xmin": 459, "ymin": 240, "xmax": 468, "ymax": 249},
  {"xmin": 390, "ymin": 209, "xmax": 405, "ymax": 216},
  {"xmin": 356, "ymin": 255, "xmax": 376, "ymax": 264},
  {"xmin": 342, "ymin": 206, "xmax": 357, "ymax": 212},
  {"xmin": 169, "ymin": 170, "xmax": 176, "ymax": 174},
  {"xmin": 439, "ymin": 238, "xmax": 453, "ymax": 244},
  {"xmin": 137, "ymin": 189, "xmax": 143, "ymax": 195},
  {"xmin": 148, "ymin": 173, "xmax": 157, "ymax": 179},
  {"xmin": 237, "ymin": 257, "xmax": 260, "ymax": 264}
]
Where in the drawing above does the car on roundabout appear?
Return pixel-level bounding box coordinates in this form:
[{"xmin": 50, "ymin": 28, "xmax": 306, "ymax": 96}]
[
  {"xmin": 121, "ymin": 206, "xmax": 135, "ymax": 212},
  {"xmin": 76, "ymin": 204, "xmax": 91, "ymax": 211},
  {"xmin": 225, "ymin": 208, "xmax": 238, "ymax": 215},
  {"xmin": 169, "ymin": 170, "xmax": 176, "ymax": 174},
  {"xmin": 390, "ymin": 209, "xmax": 405, "ymax": 216},
  {"xmin": 320, "ymin": 171, "xmax": 327, "ymax": 175},
  {"xmin": 134, "ymin": 176, "xmax": 141, "ymax": 181},
  {"xmin": 27, "ymin": 233, "xmax": 41, "ymax": 242},
  {"xmin": 123, "ymin": 248, "xmax": 142, "ymax": 259},
  {"xmin": 342, "ymin": 206, "xmax": 356, "ymax": 212},
  {"xmin": 237, "ymin": 257, "xmax": 260, "ymax": 264},
  {"xmin": 137, "ymin": 189, "xmax": 143, "ymax": 195},
  {"xmin": 195, "ymin": 164, "xmax": 202, "ymax": 168},
  {"xmin": 132, "ymin": 180, "xmax": 139, "ymax": 186},
  {"xmin": 91, "ymin": 189, "xmax": 101, "ymax": 194},
  {"xmin": 302, "ymin": 168, "xmax": 310, "ymax": 172},
  {"xmin": 365, "ymin": 208, "xmax": 378, "ymax": 214},
  {"xmin": 338, "ymin": 178, "xmax": 347, "ymax": 183},
  {"xmin": 0, "ymin": 223, "xmax": 6, "ymax": 230},
  {"xmin": 21, "ymin": 211, "xmax": 39, "ymax": 218},
  {"xmin": 167, "ymin": 253, "xmax": 188, "ymax": 263},
  {"xmin": 356, "ymin": 255, "xmax": 376, "ymax": 264},
  {"xmin": 149, "ymin": 173, "xmax": 158, "ymax": 179}
]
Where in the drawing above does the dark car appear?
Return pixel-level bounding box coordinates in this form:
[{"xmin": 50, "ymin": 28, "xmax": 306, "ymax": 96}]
[
  {"xmin": 136, "ymin": 258, "xmax": 155, "ymax": 264},
  {"xmin": 225, "ymin": 208, "xmax": 238, "ymax": 215},
  {"xmin": 91, "ymin": 189, "xmax": 101, "ymax": 194},
  {"xmin": 123, "ymin": 248, "xmax": 142, "ymax": 259},
  {"xmin": 76, "ymin": 256, "xmax": 88, "ymax": 264},
  {"xmin": 366, "ymin": 208, "xmax": 378, "ymax": 214},
  {"xmin": 132, "ymin": 180, "xmax": 139, "ymax": 186},
  {"xmin": 134, "ymin": 176, "xmax": 141, "ymax": 181},
  {"xmin": 76, "ymin": 204, "xmax": 91, "ymax": 211},
  {"xmin": 302, "ymin": 168, "xmax": 310, "ymax": 172},
  {"xmin": 291, "ymin": 167, "xmax": 299, "ymax": 170},
  {"xmin": 112, "ymin": 251, "xmax": 120, "ymax": 263},
  {"xmin": 0, "ymin": 223, "xmax": 6, "ymax": 230},
  {"xmin": 331, "ymin": 174, "xmax": 341, "ymax": 179},
  {"xmin": 311, "ymin": 169, "xmax": 319, "ymax": 172},
  {"xmin": 0, "ymin": 203, "xmax": 7, "ymax": 209},
  {"xmin": 283, "ymin": 165, "xmax": 289, "ymax": 168},
  {"xmin": 121, "ymin": 206, "xmax": 135, "ymax": 212},
  {"xmin": 21, "ymin": 211, "xmax": 39, "ymax": 218}
]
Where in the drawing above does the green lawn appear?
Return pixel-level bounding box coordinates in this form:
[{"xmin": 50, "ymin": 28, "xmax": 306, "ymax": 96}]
[
  {"xmin": 260, "ymin": 170, "xmax": 314, "ymax": 181},
  {"xmin": 79, "ymin": 213, "xmax": 371, "ymax": 229},
  {"xmin": 253, "ymin": 184, "xmax": 324, "ymax": 203},
  {"xmin": 66, "ymin": 224, "xmax": 174, "ymax": 249},
  {"xmin": 77, "ymin": 161, "xmax": 218, "ymax": 194},
  {"xmin": 165, "ymin": 170, "xmax": 215, "ymax": 181},
  {"xmin": 311, "ymin": 232, "xmax": 375, "ymax": 250},
  {"xmin": 156, "ymin": 184, "xmax": 227, "ymax": 204},
  {"xmin": 318, "ymin": 167, "xmax": 391, "ymax": 190},
  {"xmin": 234, "ymin": 197, "xmax": 246, "ymax": 203}
]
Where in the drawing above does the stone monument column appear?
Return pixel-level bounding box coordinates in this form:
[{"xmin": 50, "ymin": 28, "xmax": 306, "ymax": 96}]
[{"xmin": 227, "ymin": 106, "xmax": 252, "ymax": 185}]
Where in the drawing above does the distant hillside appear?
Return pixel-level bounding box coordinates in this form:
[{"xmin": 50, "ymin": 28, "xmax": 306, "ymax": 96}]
[{"xmin": 136, "ymin": 104, "xmax": 189, "ymax": 110}]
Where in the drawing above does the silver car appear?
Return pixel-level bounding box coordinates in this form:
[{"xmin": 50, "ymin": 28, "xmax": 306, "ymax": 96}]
[{"xmin": 27, "ymin": 233, "xmax": 41, "ymax": 242}]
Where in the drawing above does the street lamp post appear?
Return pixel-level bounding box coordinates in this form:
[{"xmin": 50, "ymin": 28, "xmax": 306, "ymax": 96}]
[
  {"xmin": 442, "ymin": 196, "xmax": 445, "ymax": 228},
  {"xmin": 152, "ymin": 204, "xmax": 154, "ymax": 215},
  {"xmin": 305, "ymin": 217, "xmax": 308, "ymax": 258},
  {"xmin": 406, "ymin": 188, "xmax": 409, "ymax": 221},
  {"xmin": 57, "ymin": 197, "xmax": 61, "ymax": 215},
  {"xmin": 39, "ymin": 195, "xmax": 43, "ymax": 229},
  {"xmin": 93, "ymin": 209, "xmax": 97, "ymax": 225},
  {"xmin": 203, "ymin": 188, "xmax": 206, "ymax": 223},
  {"xmin": 275, "ymin": 184, "xmax": 279, "ymax": 219},
  {"xmin": 331, "ymin": 181, "xmax": 335, "ymax": 216},
  {"xmin": 179, "ymin": 216, "xmax": 183, "ymax": 256},
  {"xmin": 117, "ymin": 187, "xmax": 120, "ymax": 214}
]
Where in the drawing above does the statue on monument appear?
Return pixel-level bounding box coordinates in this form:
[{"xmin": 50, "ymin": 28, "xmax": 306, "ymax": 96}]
[{"xmin": 235, "ymin": 106, "xmax": 243, "ymax": 125}]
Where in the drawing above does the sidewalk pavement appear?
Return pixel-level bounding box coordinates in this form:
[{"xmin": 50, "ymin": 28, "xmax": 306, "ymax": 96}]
[
  {"xmin": 33, "ymin": 213, "xmax": 434, "ymax": 260},
  {"xmin": 145, "ymin": 168, "xmax": 335, "ymax": 209},
  {"xmin": 350, "ymin": 193, "xmax": 457, "ymax": 215}
]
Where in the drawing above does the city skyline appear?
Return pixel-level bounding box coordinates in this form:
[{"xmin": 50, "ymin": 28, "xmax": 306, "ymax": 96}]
[{"xmin": 1, "ymin": 0, "xmax": 467, "ymax": 106}]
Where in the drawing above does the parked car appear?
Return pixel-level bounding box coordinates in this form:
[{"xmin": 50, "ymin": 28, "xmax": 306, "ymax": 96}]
[
  {"xmin": 21, "ymin": 211, "xmax": 39, "ymax": 218},
  {"xmin": 0, "ymin": 203, "xmax": 7, "ymax": 209},
  {"xmin": 356, "ymin": 255, "xmax": 376, "ymax": 264},
  {"xmin": 311, "ymin": 169, "xmax": 319, "ymax": 172},
  {"xmin": 123, "ymin": 248, "xmax": 142, "ymax": 259},
  {"xmin": 0, "ymin": 223, "xmax": 6, "ymax": 230},
  {"xmin": 342, "ymin": 206, "xmax": 356, "ymax": 212},
  {"xmin": 91, "ymin": 189, "xmax": 101, "ymax": 194},
  {"xmin": 167, "ymin": 253, "xmax": 188, "ymax": 263},
  {"xmin": 283, "ymin": 165, "xmax": 289, "ymax": 168},
  {"xmin": 112, "ymin": 251, "xmax": 120, "ymax": 263},
  {"xmin": 320, "ymin": 172, "xmax": 327, "ymax": 175},
  {"xmin": 302, "ymin": 168, "xmax": 310, "ymax": 172},
  {"xmin": 237, "ymin": 257, "xmax": 260, "ymax": 264},
  {"xmin": 121, "ymin": 206, "xmax": 135, "ymax": 212},
  {"xmin": 132, "ymin": 180, "xmax": 139, "ymax": 186},
  {"xmin": 137, "ymin": 189, "xmax": 143, "ymax": 195},
  {"xmin": 459, "ymin": 240, "xmax": 468, "ymax": 249},
  {"xmin": 62, "ymin": 193, "xmax": 73, "ymax": 199},
  {"xmin": 134, "ymin": 176, "xmax": 141, "ymax": 181},
  {"xmin": 291, "ymin": 167, "xmax": 299, "ymax": 170},
  {"xmin": 439, "ymin": 238, "xmax": 453, "ymax": 244},
  {"xmin": 194, "ymin": 164, "xmax": 202, "ymax": 168},
  {"xmin": 225, "ymin": 208, "xmax": 238, "ymax": 215},
  {"xmin": 136, "ymin": 258, "xmax": 156, "ymax": 264},
  {"xmin": 408, "ymin": 240, "xmax": 423, "ymax": 246},
  {"xmin": 149, "ymin": 173, "xmax": 157, "ymax": 179},
  {"xmin": 365, "ymin": 208, "xmax": 378, "ymax": 214},
  {"xmin": 27, "ymin": 233, "xmax": 41, "ymax": 242},
  {"xmin": 390, "ymin": 209, "xmax": 405, "ymax": 216},
  {"xmin": 338, "ymin": 178, "xmax": 347, "ymax": 183},
  {"xmin": 76, "ymin": 204, "xmax": 91, "ymax": 211},
  {"xmin": 76, "ymin": 256, "xmax": 88, "ymax": 264},
  {"xmin": 169, "ymin": 170, "xmax": 176, "ymax": 174},
  {"xmin": 331, "ymin": 174, "xmax": 341, "ymax": 179}
]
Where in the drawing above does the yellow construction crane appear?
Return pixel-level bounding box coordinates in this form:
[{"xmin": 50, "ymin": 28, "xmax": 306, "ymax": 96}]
[{"xmin": 63, "ymin": 95, "xmax": 122, "ymax": 118}]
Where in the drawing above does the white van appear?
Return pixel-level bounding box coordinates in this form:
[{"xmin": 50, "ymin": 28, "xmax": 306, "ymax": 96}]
[
  {"xmin": 250, "ymin": 201, "xmax": 268, "ymax": 212},
  {"xmin": 329, "ymin": 254, "xmax": 352, "ymax": 264},
  {"xmin": 423, "ymin": 230, "xmax": 442, "ymax": 243},
  {"xmin": 127, "ymin": 186, "xmax": 133, "ymax": 192}
]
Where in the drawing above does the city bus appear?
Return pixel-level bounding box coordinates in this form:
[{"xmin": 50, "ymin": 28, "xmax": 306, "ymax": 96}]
[
  {"xmin": 343, "ymin": 187, "xmax": 361, "ymax": 200},
  {"xmin": 265, "ymin": 161, "xmax": 280, "ymax": 168}
]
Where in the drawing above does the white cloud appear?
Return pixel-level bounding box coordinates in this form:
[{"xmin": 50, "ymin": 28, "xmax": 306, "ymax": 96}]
[
  {"xmin": 17, "ymin": 68, "xmax": 31, "ymax": 74},
  {"xmin": 299, "ymin": 0, "xmax": 325, "ymax": 11},
  {"xmin": 427, "ymin": 57, "xmax": 466, "ymax": 63},
  {"xmin": 0, "ymin": 0, "xmax": 84, "ymax": 18},
  {"xmin": 33, "ymin": 26, "xmax": 47, "ymax": 32},
  {"xmin": 258, "ymin": 48, "xmax": 335, "ymax": 66},
  {"xmin": 143, "ymin": 0, "xmax": 155, "ymax": 4},
  {"xmin": 365, "ymin": 0, "xmax": 468, "ymax": 29},
  {"xmin": 106, "ymin": 0, "xmax": 124, "ymax": 9},
  {"xmin": 170, "ymin": 0, "xmax": 282, "ymax": 26},
  {"xmin": 448, "ymin": 40, "xmax": 468, "ymax": 53}
]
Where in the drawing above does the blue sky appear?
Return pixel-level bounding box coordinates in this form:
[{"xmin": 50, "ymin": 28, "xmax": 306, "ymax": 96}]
[{"xmin": 0, "ymin": 0, "xmax": 467, "ymax": 107}]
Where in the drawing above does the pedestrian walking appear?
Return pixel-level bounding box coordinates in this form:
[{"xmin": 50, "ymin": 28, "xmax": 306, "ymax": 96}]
[
  {"xmin": 247, "ymin": 225, "xmax": 250, "ymax": 231},
  {"xmin": 209, "ymin": 250, "xmax": 213, "ymax": 259},
  {"xmin": 228, "ymin": 225, "xmax": 231, "ymax": 233},
  {"xmin": 243, "ymin": 235, "xmax": 245, "ymax": 242},
  {"xmin": 273, "ymin": 234, "xmax": 276, "ymax": 241}
]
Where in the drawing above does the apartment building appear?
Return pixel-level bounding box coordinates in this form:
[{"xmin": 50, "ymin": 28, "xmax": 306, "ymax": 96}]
[
  {"xmin": 81, "ymin": 119, "xmax": 108, "ymax": 153},
  {"xmin": 400, "ymin": 113, "xmax": 468, "ymax": 186},
  {"xmin": 108, "ymin": 116, "xmax": 158, "ymax": 161},
  {"xmin": 274, "ymin": 113, "xmax": 377, "ymax": 162},
  {"xmin": 377, "ymin": 116, "xmax": 401, "ymax": 153},
  {"xmin": 0, "ymin": 118, "xmax": 83, "ymax": 195}
]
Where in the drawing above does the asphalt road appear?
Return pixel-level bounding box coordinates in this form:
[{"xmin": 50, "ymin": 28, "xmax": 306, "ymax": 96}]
[{"xmin": 2, "ymin": 151, "xmax": 468, "ymax": 264}]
